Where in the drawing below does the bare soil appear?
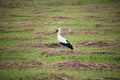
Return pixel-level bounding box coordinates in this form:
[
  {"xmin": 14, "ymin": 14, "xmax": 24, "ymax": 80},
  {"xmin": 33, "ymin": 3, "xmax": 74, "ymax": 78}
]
[
  {"xmin": 0, "ymin": 43, "xmax": 63, "ymax": 50},
  {"xmin": 0, "ymin": 46, "xmax": 9, "ymax": 50},
  {"xmin": 33, "ymin": 8, "xmax": 55, "ymax": 11},
  {"xmin": 38, "ymin": 73, "xmax": 77, "ymax": 80},
  {"xmin": 86, "ymin": 15, "xmax": 101, "ymax": 19},
  {"xmin": 49, "ymin": 60, "xmax": 120, "ymax": 70},
  {"xmin": 37, "ymin": 29, "xmax": 57, "ymax": 35},
  {"xmin": 80, "ymin": 6, "xmax": 105, "ymax": 13},
  {"xmin": 79, "ymin": 40, "xmax": 117, "ymax": 48},
  {"xmin": 0, "ymin": 61, "xmax": 43, "ymax": 68},
  {"xmin": 59, "ymin": 28, "xmax": 101, "ymax": 35},
  {"xmin": 39, "ymin": 73, "xmax": 120, "ymax": 80},
  {"xmin": 1, "ymin": 60, "xmax": 119, "ymax": 70},
  {"xmin": 42, "ymin": 21, "xmax": 66, "ymax": 25},
  {"xmin": 53, "ymin": 16, "xmax": 73, "ymax": 20},
  {"xmin": 41, "ymin": 50, "xmax": 84, "ymax": 56},
  {"xmin": 0, "ymin": 43, "xmax": 61, "ymax": 50},
  {"xmin": 91, "ymin": 52, "xmax": 120, "ymax": 54},
  {"xmin": 32, "ymin": 73, "xmax": 120, "ymax": 80},
  {"xmin": 41, "ymin": 50, "xmax": 120, "ymax": 57},
  {"xmin": 38, "ymin": 28, "xmax": 102, "ymax": 36},
  {"xmin": 95, "ymin": 24, "xmax": 104, "ymax": 27},
  {"xmin": 70, "ymin": 31, "xmax": 100, "ymax": 35},
  {"xmin": 0, "ymin": 29, "xmax": 34, "ymax": 33},
  {"xmin": 15, "ymin": 22, "xmax": 39, "ymax": 27},
  {"xmin": 15, "ymin": 43, "xmax": 61, "ymax": 48},
  {"xmin": 0, "ymin": 37, "xmax": 32, "ymax": 41}
]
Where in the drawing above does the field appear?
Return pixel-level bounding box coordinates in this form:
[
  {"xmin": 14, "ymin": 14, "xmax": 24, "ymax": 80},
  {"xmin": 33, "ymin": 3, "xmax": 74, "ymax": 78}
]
[{"xmin": 0, "ymin": 0, "xmax": 120, "ymax": 80}]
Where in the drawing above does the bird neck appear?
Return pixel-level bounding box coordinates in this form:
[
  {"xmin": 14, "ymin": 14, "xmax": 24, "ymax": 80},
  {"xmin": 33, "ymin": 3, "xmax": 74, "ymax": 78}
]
[{"xmin": 58, "ymin": 30, "xmax": 61, "ymax": 36}]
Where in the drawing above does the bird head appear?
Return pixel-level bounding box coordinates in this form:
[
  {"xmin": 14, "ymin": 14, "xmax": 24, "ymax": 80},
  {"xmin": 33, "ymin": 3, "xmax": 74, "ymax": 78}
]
[
  {"xmin": 54, "ymin": 28, "xmax": 60, "ymax": 33},
  {"xmin": 58, "ymin": 28, "xmax": 61, "ymax": 31}
]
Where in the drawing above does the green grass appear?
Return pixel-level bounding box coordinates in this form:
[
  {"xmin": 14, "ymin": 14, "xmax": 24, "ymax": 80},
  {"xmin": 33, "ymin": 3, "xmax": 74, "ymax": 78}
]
[
  {"xmin": 0, "ymin": 48, "xmax": 42, "ymax": 62},
  {"xmin": 1, "ymin": 48, "xmax": 120, "ymax": 64},
  {"xmin": 0, "ymin": 67, "xmax": 120, "ymax": 80},
  {"xmin": 0, "ymin": 40, "xmax": 26, "ymax": 46},
  {"xmin": 0, "ymin": 0, "xmax": 120, "ymax": 79},
  {"xmin": 39, "ymin": 54, "xmax": 120, "ymax": 64},
  {"xmin": 0, "ymin": 32, "xmax": 38, "ymax": 46}
]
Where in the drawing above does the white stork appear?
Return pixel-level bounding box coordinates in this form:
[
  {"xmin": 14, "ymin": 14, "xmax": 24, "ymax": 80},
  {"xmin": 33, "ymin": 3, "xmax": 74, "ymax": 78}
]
[{"xmin": 55, "ymin": 28, "xmax": 73, "ymax": 50}]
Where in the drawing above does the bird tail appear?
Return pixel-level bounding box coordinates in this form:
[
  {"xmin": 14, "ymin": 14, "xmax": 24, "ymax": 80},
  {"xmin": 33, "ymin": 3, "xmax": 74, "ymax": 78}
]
[
  {"xmin": 66, "ymin": 40, "xmax": 73, "ymax": 50},
  {"xmin": 66, "ymin": 43, "xmax": 73, "ymax": 50},
  {"xmin": 60, "ymin": 42, "xmax": 73, "ymax": 50}
]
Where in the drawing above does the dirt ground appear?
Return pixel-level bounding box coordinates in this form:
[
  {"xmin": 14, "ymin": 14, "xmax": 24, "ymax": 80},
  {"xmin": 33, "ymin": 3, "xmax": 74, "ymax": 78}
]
[
  {"xmin": 22, "ymin": 73, "xmax": 120, "ymax": 80},
  {"xmin": 0, "ymin": 43, "xmax": 61, "ymax": 50},
  {"xmin": 49, "ymin": 60, "xmax": 120, "ymax": 70},
  {"xmin": 36, "ymin": 73, "xmax": 120, "ymax": 80},
  {"xmin": 78, "ymin": 40, "xmax": 120, "ymax": 48},
  {"xmin": 0, "ymin": 60, "xmax": 119, "ymax": 71},
  {"xmin": 0, "ymin": 61, "xmax": 43, "ymax": 68},
  {"xmin": 0, "ymin": 29, "xmax": 34, "ymax": 33}
]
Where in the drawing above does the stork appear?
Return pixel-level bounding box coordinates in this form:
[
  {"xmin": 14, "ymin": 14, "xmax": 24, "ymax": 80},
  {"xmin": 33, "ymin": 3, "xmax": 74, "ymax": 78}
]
[{"xmin": 55, "ymin": 28, "xmax": 73, "ymax": 50}]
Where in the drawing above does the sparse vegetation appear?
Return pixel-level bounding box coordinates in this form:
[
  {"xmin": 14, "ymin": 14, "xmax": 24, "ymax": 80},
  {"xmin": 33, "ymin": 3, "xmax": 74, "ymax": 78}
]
[{"xmin": 0, "ymin": 0, "xmax": 120, "ymax": 80}]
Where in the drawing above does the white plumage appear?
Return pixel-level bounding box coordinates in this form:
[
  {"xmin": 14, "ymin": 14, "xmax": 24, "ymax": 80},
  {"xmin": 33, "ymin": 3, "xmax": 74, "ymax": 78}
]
[
  {"xmin": 57, "ymin": 28, "xmax": 67, "ymax": 43},
  {"xmin": 56, "ymin": 28, "xmax": 73, "ymax": 50}
]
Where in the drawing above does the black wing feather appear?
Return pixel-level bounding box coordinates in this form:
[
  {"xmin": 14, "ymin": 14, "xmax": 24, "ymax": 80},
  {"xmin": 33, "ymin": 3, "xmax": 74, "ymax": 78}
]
[{"xmin": 60, "ymin": 40, "xmax": 73, "ymax": 50}]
